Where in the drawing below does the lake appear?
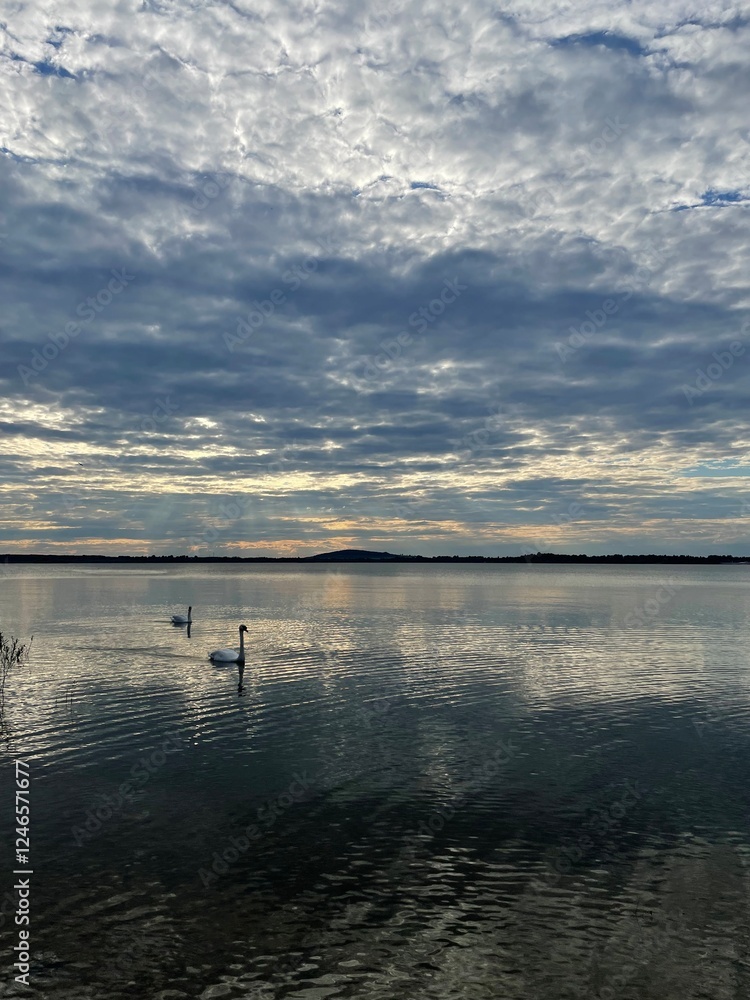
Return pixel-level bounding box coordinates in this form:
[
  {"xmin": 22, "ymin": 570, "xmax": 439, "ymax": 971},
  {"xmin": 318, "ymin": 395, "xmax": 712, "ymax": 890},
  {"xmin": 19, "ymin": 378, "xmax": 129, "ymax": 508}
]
[{"xmin": 1, "ymin": 562, "xmax": 749, "ymax": 999}]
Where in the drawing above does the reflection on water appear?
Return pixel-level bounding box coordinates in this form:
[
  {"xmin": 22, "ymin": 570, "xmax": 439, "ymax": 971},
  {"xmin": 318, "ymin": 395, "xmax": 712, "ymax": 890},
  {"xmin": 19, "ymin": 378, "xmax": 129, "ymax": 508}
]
[{"xmin": 1, "ymin": 563, "xmax": 750, "ymax": 998}]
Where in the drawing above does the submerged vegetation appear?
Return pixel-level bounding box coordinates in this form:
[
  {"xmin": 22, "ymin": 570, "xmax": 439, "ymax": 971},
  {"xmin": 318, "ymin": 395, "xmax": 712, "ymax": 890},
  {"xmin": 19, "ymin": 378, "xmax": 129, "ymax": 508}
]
[{"xmin": 0, "ymin": 629, "xmax": 32, "ymax": 716}]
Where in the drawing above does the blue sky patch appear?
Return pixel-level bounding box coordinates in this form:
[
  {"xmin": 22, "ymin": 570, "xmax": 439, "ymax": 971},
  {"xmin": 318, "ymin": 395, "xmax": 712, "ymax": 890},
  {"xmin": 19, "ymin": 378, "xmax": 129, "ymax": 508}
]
[
  {"xmin": 550, "ymin": 32, "xmax": 647, "ymax": 57},
  {"xmin": 33, "ymin": 60, "xmax": 75, "ymax": 78},
  {"xmin": 682, "ymin": 463, "xmax": 750, "ymax": 478}
]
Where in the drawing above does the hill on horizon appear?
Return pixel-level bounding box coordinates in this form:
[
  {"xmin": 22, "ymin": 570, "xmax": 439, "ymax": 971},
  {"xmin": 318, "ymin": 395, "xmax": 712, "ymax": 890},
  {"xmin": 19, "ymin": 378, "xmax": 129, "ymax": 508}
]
[{"xmin": 304, "ymin": 548, "xmax": 399, "ymax": 562}]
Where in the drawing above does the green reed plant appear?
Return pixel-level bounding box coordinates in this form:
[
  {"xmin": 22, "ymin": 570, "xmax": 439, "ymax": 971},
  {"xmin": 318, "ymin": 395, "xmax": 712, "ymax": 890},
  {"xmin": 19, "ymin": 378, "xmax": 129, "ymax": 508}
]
[{"xmin": 0, "ymin": 630, "xmax": 32, "ymax": 713}]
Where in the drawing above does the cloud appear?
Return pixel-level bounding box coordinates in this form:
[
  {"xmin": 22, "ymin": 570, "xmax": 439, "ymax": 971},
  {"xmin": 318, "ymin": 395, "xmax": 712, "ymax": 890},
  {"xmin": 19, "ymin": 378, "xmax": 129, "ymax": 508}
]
[{"xmin": 1, "ymin": 0, "xmax": 749, "ymax": 555}]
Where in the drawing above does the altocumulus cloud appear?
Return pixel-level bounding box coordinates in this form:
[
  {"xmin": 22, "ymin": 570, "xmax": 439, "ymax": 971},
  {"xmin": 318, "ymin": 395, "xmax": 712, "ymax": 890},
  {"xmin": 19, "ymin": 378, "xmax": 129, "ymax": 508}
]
[{"xmin": 1, "ymin": 0, "xmax": 750, "ymax": 555}]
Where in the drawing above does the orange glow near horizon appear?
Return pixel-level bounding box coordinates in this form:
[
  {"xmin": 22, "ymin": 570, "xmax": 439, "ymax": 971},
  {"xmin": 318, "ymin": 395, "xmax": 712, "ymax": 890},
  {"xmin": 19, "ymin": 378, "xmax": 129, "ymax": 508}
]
[{"xmin": 1, "ymin": 515, "xmax": 747, "ymax": 558}]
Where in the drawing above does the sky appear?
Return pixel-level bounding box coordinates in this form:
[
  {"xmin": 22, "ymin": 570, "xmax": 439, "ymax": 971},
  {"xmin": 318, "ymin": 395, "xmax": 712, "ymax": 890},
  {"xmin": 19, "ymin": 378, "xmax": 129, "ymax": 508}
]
[{"xmin": 1, "ymin": 0, "xmax": 750, "ymax": 557}]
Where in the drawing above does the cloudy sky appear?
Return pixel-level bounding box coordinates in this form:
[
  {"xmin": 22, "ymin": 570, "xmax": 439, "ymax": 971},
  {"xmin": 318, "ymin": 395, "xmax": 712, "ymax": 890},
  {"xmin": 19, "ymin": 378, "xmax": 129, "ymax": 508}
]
[{"xmin": 1, "ymin": 0, "xmax": 749, "ymax": 556}]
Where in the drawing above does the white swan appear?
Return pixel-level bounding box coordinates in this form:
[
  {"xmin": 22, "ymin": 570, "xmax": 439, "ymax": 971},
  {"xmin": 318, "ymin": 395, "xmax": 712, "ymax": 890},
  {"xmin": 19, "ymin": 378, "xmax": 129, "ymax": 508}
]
[
  {"xmin": 209, "ymin": 625, "xmax": 248, "ymax": 665},
  {"xmin": 171, "ymin": 606, "xmax": 193, "ymax": 624}
]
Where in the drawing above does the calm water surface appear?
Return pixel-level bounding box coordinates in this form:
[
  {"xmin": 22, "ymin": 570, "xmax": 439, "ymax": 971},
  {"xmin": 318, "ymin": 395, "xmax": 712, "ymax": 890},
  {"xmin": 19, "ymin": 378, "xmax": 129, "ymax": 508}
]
[{"xmin": 1, "ymin": 563, "xmax": 750, "ymax": 999}]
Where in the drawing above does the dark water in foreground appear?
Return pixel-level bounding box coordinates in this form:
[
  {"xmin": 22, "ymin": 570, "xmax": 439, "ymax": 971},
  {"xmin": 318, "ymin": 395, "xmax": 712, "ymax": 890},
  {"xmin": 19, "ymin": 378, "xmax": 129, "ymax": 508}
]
[{"xmin": 1, "ymin": 563, "xmax": 750, "ymax": 999}]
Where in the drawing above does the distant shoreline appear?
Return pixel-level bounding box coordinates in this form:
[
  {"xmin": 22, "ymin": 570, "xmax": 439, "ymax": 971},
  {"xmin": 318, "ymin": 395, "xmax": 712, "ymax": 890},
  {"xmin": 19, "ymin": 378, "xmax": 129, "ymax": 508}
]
[{"xmin": 2, "ymin": 552, "xmax": 749, "ymax": 565}]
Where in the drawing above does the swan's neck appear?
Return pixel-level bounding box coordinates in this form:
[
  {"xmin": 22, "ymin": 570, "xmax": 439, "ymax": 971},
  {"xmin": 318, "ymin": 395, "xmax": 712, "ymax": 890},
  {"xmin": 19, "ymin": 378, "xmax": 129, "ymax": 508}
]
[{"xmin": 238, "ymin": 628, "xmax": 245, "ymax": 660}]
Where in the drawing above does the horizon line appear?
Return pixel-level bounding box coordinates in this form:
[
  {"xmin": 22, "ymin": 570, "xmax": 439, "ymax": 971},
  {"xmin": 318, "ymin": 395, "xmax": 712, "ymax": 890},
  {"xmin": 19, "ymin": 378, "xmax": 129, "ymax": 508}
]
[{"xmin": 2, "ymin": 550, "xmax": 750, "ymax": 563}]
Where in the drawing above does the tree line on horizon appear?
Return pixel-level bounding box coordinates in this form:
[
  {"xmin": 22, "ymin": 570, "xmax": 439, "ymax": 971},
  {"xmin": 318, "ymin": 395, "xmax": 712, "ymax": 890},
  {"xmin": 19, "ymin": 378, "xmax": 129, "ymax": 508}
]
[{"xmin": 0, "ymin": 552, "xmax": 747, "ymax": 564}]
